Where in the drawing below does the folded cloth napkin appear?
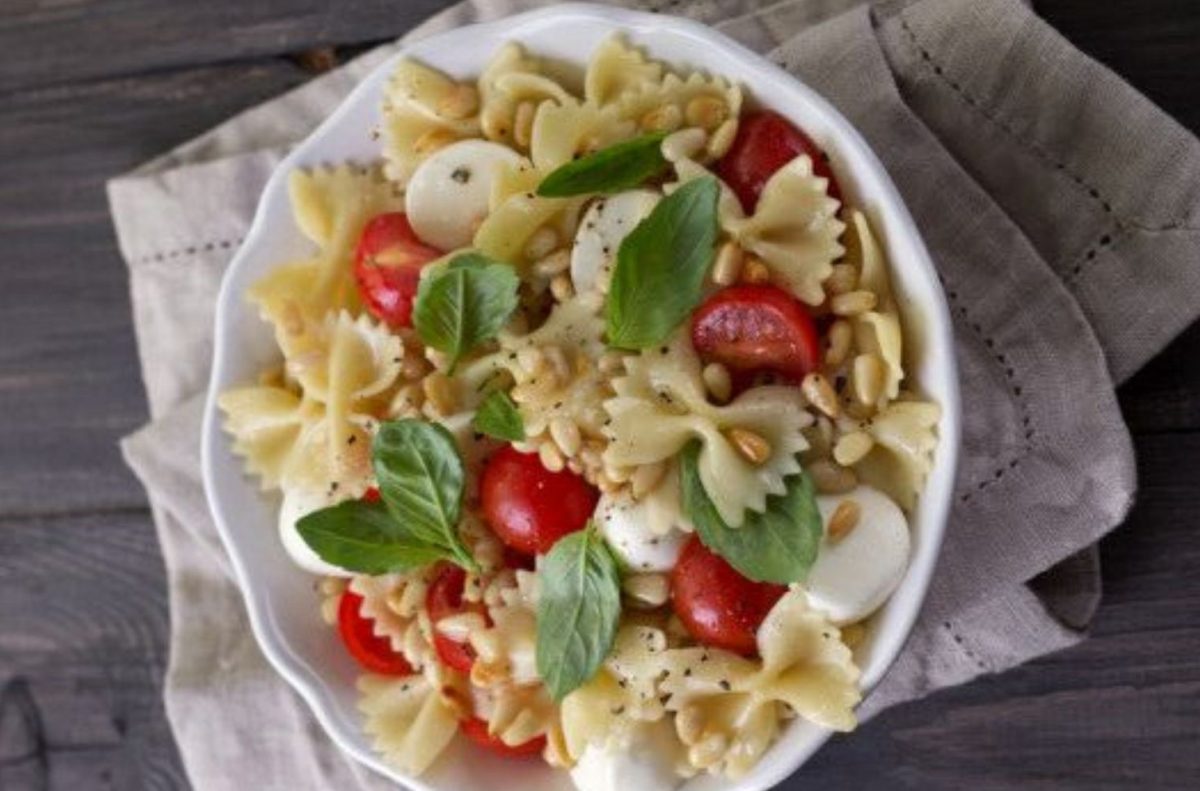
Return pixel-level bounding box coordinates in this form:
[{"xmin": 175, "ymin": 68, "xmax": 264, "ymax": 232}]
[{"xmin": 112, "ymin": 0, "xmax": 1200, "ymax": 787}]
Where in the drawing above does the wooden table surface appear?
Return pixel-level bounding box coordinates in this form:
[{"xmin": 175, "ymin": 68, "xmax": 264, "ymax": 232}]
[{"xmin": 1, "ymin": 1, "xmax": 1197, "ymax": 788}]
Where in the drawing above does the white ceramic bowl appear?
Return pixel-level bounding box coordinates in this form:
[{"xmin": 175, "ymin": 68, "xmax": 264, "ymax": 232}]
[{"xmin": 201, "ymin": 4, "xmax": 961, "ymax": 790}]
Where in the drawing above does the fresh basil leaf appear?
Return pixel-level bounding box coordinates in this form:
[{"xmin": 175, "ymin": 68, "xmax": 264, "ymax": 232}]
[
  {"xmin": 372, "ymin": 419, "xmax": 478, "ymax": 572},
  {"xmin": 606, "ymin": 177, "xmax": 719, "ymax": 349},
  {"xmin": 536, "ymin": 523, "xmax": 622, "ymax": 700},
  {"xmin": 536, "ymin": 132, "xmax": 668, "ymax": 198},
  {"xmin": 473, "ymin": 390, "xmax": 525, "ymax": 442},
  {"xmin": 297, "ymin": 499, "xmax": 445, "ymax": 574},
  {"xmin": 679, "ymin": 440, "xmax": 822, "ymax": 584},
  {"xmin": 413, "ymin": 252, "xmax": 519, "ymax": 372}
]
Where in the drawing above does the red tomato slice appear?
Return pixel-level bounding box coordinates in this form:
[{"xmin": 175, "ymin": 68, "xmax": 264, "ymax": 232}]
[
  {"xmin": 670, "ymin": 536, "xmax": 787, "ymax": 656},
  {"xmin": 715, "ymin": 110, "xmax": 842, "ymax": 213},
  {"xmin": 691, "ymin": 284, "xmax": 820, "ymax": 382},
  {"xmin": 460, "ymin": 716, "xmax": 547, "ymax": 758},
  {"xmin": 353, "ymin": 212, "xmax": 442, "ymax": 327},
  {"xmin": 481, "ymin": 445, "xmax": 599, "ymax": 555},
  {"xmin": 426, "ymin": 564, "xmax": 489, "ymax": 674},
  {"xmin": 337, "ymin": 591, "xmax": 415, "ymax": 675}
]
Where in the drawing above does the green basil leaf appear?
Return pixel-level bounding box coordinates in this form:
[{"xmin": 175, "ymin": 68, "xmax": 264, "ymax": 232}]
[
  {"xmin": 473, "ymin": 390, "xmax": 525, "ymax": 442},
  {"xmin": 606, "ymin": 177, "xmax": 719, "ymax": 349},
  {"xmin": 536, "ymin": 523, "xmax": 622, "ymax": 700},
  {"xmin": 372, "ymin": 419, "xmax": 478, "ymax": 572},
  {"xmin": 679, "ymin": 440, "xmax": 822, "ymax": 584},
  {"xmin": 297, "ymin": 499, "xmax": 446, "ymax": 574},
  {"xmin": 413, "ymin": 252, "xmax": 519, "ymax": 372},
  {"xmin": 536, "ymin": 132, "xmax": 668, "ymax": 198}
]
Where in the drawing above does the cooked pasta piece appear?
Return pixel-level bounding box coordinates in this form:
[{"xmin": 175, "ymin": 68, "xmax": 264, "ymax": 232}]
[
  {"xmin": 849, "ymin": 399, "xmax": 941, "ymax": 510},
  {"xmin": 846, "ymin": 209, "xmax": 904, "ymax": 405},
  {"xmin": 358, "ymin": 669, "xmax": 464, "ymax": 775},
  {"xmin": 381, "ymin": 59, "xmax": 482, "ymax": 186}
]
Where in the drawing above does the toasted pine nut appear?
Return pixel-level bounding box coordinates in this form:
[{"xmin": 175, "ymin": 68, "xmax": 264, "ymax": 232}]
[
  {"xmin": 831, "ymin": 290, "xmax": 878, "ymax": 316},
  {"xmin": 853, "ymin": 353, "xmax": 886, "ymax": 408},
  {"xmin": 533, "ymin": 248, "xmax": 571, "ymax": 277},
  {"xmin": 622, "ymin": 573, "xmax": 670, "ymax": 608},
  {"xmin": 436, "ymin": 611, "xmax": 487, "ymax": 641},
  {"xmin": 318, "ymin": 577, "xmax": 346, "ymax": 597},
  {"xmin": 802, "ymin": 372, "xmax": 840, "ymax": 418},
  {"xmin": 389, "ymin": 383, "xmax": 424, "ymax": 418},
  {"xmin": 808, "ymin": 459, "xmax": 858, "ymax": 494},
  {"xmin": 702, "ymin": 362, "xmax": 733, "ymax": 403},
  {"xmin": 706, "ymin": 118, "xmax": 738, "ymax": 158},
  {"xmin": 542, "ymin": 344, "xmax": 571, "ymax": 383},
  {"xmin": 524, "ymin": 226, "xmax": 559, "ymax": 261},
  {"xmin": 676, "ymin": 704, "xmax": 706, "ymax": 745},
  {"xmin": 550, "ymin": 417, "xmax": 582, "ymax": 458},
  {"xmin": 827, "ymin": 499, "xmax": 862, "ymax": 543},
  {"xmin": 320, "ymin": 595, "xmax": 340, "ymax": 625},
  {"xmin": 640, "ymin": 104, "xmax": 683, "ymax": 132},
  {"xmin": 711, "ymin": 241, "xmax": 743, "ymax": 286},
  {"xmin": 825, "ymin": 263, "xmax": 859, "ymax": 296},
  {"xmin": 630, "ymin": 461, "xmax": 668, "ymax": 498},
  {"xmin": 516, "ymin": 346, "xmax": 545, "ymax": 376},
  {"xmin": 538, "ymin": 441, "xmax": 565, "ymax": 472},
  {"xmin": 833, "ymin": 430, "xmax": 874, "ymax": 466},
  {"xmin": 689, "ymin": 732, "xmax": 730, "ymax": 770},
  {"xmin": 481, "ymin": 104, "xmax": 511, "ymax": 141},
  {"xmin": 437, "ymin": 83, "xmax": 479, "ymax": 120},
  {"xmin": 825, "ymin": 320, "xmax": 853, "ymax": 368},
  {"xmin": 741, "ymin": 255, "xmax": 771, "ymax": 284},
  {"xmin": 513, "ymin": 100, "xmax": 536, "ymax": 149},
  {"xmin": 728, "ymin": 427, "xmax": 772, "ymax": 465},
  {"xmin": 598, "ymin": 351, "xmax": 626, "ymax": 375},
  {"xmin": 662, "ymin": 128, "xmax": 707, "ymax": 163},
  {"xmin": 422, "ymin": 372, "xmax": 458, "ymax": 416},
  {"xmin": 604, "ymin": 461, "xmax": 633, "ymax": 483},
  {"xmin": 550, "ymin": 273, "xmax": 574, "ymax": 302},
  {"xmin": 413, "ymin": 127, "xmax": 456, "ymax": 156},
  {"xmin": 685, "ymin": 96, "xmax": 729, "ymax": 131}
]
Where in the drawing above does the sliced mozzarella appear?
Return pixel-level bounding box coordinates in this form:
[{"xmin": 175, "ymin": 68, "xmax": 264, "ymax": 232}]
[
  {"xmin": 806, "ymin": 485, "xmax": 910, "ymax": 625},
  {"xmin": 596, "ymin": 490, "xmax": 689, "ymax": 573},
  {"xmin": 405, "ymin": 140, "xmax": 524, "ymax": 250},
  {"xmin": 570, "ymin": 719, "xmax": 683, "ymax": 791},
  {"xmin": 570, "ymin": 189, "xmax": 660, "ymax": 294},
  {"xmin": 278, "ymin": 488, "xmax": 352, "ymax": 577}
]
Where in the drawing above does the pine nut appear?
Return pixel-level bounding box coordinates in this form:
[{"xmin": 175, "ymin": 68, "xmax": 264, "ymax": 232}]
[
  {"xmin": 550, "ymin": 417, "xmax": 582, "ymax": 458},
  {"xmin": 662, "ymin": 128, "xmax": 707, "ymax": 163},
  {"xmin": 516, "ymin": 346, "xmax": 545, "ymax": 376},
  {"xmin": 630, "ymin": 461, "xmax": 668, "ymax": 498},
  {"xmin": 685, "ymin": 96, "xmax": 729, "ymax": 131},
  {"xmin": 640, "ymin": 104, "xmax": 682, "ymax": 132},
  {"xmin": 702, "ymin": 362, "xmax": 733, "ymax": 403},
  {"xmin": 825, "ymin": 263, "xmax": 859, "ymax": 296},
  {"xmin": 422, "ymin": 372, "xmax": 458, "ymax": 416},
  {"xmin": 524, "ymin": 226, "xmax": 559, "ymax": 261},
  {"xmin": 389, "ymin": 383, "xmax": 424, "ymax": 418},
  {"xmin": 833, "ymin": 430, "xmax": 874, "ymax": 466},
  {"xmin": 853, "ymin": 353, "xmax": 886, "ymax": 408},
  {"xmin": 513, "ymin": 100, "xmax": 536, "ymax": 149},
  {"xmin": 622, "ymin": 573, "xmax": 670, "ymax": 608},
  {"xmin": 437, "ymin": 83, "xmax": 479, "ymax": 120},
  {"xmin": 706, "ymin": 118, "xmax": 738, "ymax": 158},
  {"xmin": 543, "ymin": 344, "xmax": 572, "ymax": 383},
  {"xmin": 318, "ymin": 577, "xmax": 346, "ymax": 597},
  {"xmin": 808, "ymin": 459, "xmax": 858, "ymax": 494},
  {"xmin": 320, "ymin": 595, "xmax": 340, "ymax": 625},
  {"xmin": 831, "ymin": 290, "xmax": 877, "ymax": 316},
  {"xmin": 676, "ymin": 704, "xmax": 706, "ymax": 744},
  {"xmin": 413, "ymin": 127, "xmax": 457, "ymax": 156},
  {"xmin": 825, "ymin": 320, "xmax": 853, "ymax": 368},
  {"xmin": 598, "ymin": 351, "xmax": 626, "ymax": 375},
  {"xmin": 711, "ymin": 241, "xmax": 743, "ymax": 286},
  {"xmin": 689, "ymin": 732, "xmax": 729, "ymax": 770},
  {"xmin": 481, "ymin": 104, "xmax": 511, "ymax": 141},
  {"xmin": 802, "ymin": 372, "xmax": 840, "ymax": 418},
  {"xmin": 604, "ymin": 461, "xmax": 633, "ymax": 483},
  {"xmin": 741, "ymin": 255, "xmax": 771, "ymax": 284},
  {"xmin": 827, "ymin": 499, "xmax": 862, "ymax": 543},
  {"xmin": 728, "ymin": 427, "xmax": 772, "ymax": 465},
  {"xmin": 436, "ymin": 611, "xmax": 487, "ymax": 641},
  {"xmin": 538, "ymin": 441, "xmax": 565, "ymax": 472},
  {"xmin": 533, "ymin": 248, "xmax": 570, "ymax": 277},
  {"xmin": 550, "ymin": 273, "xmax": 574, "ymax": 302}
]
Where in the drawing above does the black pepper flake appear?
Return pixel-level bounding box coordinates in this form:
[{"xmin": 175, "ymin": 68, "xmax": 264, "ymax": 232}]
[
  {"xmin": 659, "ymin": 346, "xmax": 669, "ymax": 355},
  {"xmin": 525, "ymin": 192, "xmax": 535, "ymax": 199},
  {"xmin": 602, "ymin": 245, "xmax": 610, "ymax": 255},
  {"xmin": 508, "ymin": 352, "xmax": 518, "ymax": 360},
  {"xmin": 612, "ymin": 705, "xmax": 626, "ymax": 715},
  {"xmin": 649, "ymin": 538, "xmax": 660, "ymax": 546},
  {"xmin": 618, "ymin": 679, "xmax": 628, "ymax": 688},
  {"xmin": 473, "ymin": 432, "xmax": 484, "ymax": 441},
  {"xmin": 451, "ymin": 166, "xmax": 472, "ymax": 184},
  {"xmin": 554, "ymin": 401, "xmax": 563, "ymax": 409},
  {"xmin": 330, "ymin": 482, "xmax": 339, "ymax": 490},
  {"xmin": 684, "ymin": 668, "xmax": 693, "ymax": 677},
  {"xmin": 719, "ymin": 680, "xmax": 731, "ymax": 691},
  {"xmin": 347, "ymin": 435, "xmax": 357, "ymax": 445},
  {"xmin": 700, "ymin": 653, "xmax": 710, "ymax": 663},
  {"xmin": 659, "ymin": 693, "xmax": 672, "ymax": 705}
]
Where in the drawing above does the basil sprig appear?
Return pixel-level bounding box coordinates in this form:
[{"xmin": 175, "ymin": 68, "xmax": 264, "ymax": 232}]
[
  {"xmin": 606, "ymin": 177, "xmax": 719, "ymax": 349},
  {"xmin": 297, "ymin": 420, "xmax": 478, "ymax": 574},
  {"xmin": 536, "ymin": 132, "xmax": 668, "ymax": 198},
  {"xmin": 413, "ymin": 252, "xmax": 519, "ymax": 372},
  {"xmin": 472, "ymin": 390, "xmax": 525, "ymax": 442},
  {"xmin": 679, "ymin": 440, "xmax": 822, "ymax": 584},
  {"xmin": 536, "ymin": 522, "xmax": 622, "ymax": 700}
]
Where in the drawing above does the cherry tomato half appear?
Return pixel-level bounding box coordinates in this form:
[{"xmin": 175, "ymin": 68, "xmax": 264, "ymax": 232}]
[
  {"xmin": 691, "ymin": 284, "xmax": 821, "ymax": 383},
  {"xmin": 353, "ymin": 212, "xmax": 442, "ymax": 327},
  {"xmin": 426, "ymin": 564, "xmax": 489, "ymax": 674},
  {"xmin": 338, "ymin": 591, "xmax": 415, "ymax": 675},
  {"xmin": 460, "ymin": 716, "xmax": 547, "ymax": 758},
  {"xmin": 715, "ymin": 110, "xmax": 842, "ymax": 213},
  {"xmin": 481, "ymin": 445, "xmax": 599, "ymax": 555},
  {"xmin": 670, "ymin": 536, "xmax": 787, "ymax": 656}
]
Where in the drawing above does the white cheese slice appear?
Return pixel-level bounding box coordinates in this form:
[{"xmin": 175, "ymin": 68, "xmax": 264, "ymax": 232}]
[
  {"xmin": 806, "ymin": 485, "xmax": 910, "ymax": 625},
  {"xmin": 405, "ymin": 140, "xmax": 524, "ymax": 250},
  {"xmin": 569, "ymin": 719, "xmax": 683, "ymax": 791},
  {"xmin": 595, "ymin": 491, "xmax": 688, "ymax": 573},
  {"xmin": 570, "ymin": 189, "xmax": 660, "ymax": 294}
]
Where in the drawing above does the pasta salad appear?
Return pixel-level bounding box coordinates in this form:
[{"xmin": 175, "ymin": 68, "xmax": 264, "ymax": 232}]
[{"xmin": 219, "ymin": 34, "xmax": 940, "ymax": 791}]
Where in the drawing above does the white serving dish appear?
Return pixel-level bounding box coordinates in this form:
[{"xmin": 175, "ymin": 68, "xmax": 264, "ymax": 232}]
[{"xmin": 201, "ymin": 4, "xmax": 962, "ymax": 790}]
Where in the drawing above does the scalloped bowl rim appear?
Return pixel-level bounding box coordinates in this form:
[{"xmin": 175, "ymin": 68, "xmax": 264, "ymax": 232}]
[{"xmin": 201, "ymin": 5, "xmax": 961, "ymax": 791}]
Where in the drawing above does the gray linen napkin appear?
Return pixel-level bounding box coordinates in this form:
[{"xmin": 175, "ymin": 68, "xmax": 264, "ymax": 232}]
[{"xmin": 112, "ymin": 0, "xmax": 1200, "ymax": 787}]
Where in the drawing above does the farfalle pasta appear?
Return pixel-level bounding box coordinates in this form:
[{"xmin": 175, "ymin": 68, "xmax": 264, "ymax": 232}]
[{"xmin": 219, "ymin": 31, "xmax": 941, "ymax": 791}]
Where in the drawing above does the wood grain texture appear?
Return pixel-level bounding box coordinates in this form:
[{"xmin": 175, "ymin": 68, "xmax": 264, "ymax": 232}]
[{"xmin": 0, "ymin": 0, "xmax": 1197, "ymax": 789}]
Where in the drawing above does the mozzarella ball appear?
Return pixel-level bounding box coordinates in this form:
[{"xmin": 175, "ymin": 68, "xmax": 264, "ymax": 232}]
[
  {"xmin": 570, "ymin": 189, "xmax": 660, "ymax": 294},
  {"xmin": 405, "ymin": 140, "xmax": 524, "ymax": 250},
  {"xmin": 278, "ymin": 488, "xmax": 352, "ymax": 577},
  {"xmin": 596, "ymin": 493, "xmax": 688, "ymax": 573}
]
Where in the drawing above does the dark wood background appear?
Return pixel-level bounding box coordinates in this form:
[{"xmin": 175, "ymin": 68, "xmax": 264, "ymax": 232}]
[{"xmin": 1, "ymin": 1, "xmax": 1197, "ymax": 789}]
